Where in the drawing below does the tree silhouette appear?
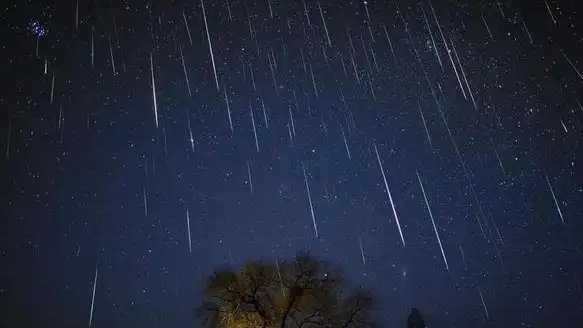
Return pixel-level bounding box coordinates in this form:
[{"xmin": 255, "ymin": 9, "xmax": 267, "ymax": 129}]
[{"xmin": 197, "ymin": 252, "xmax": 379, "ymax": 328}]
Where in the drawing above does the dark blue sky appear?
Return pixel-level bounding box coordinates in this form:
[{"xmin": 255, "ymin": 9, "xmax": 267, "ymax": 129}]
[{"xmin": 1, "ymin": 0, "xmax": 582, "ymax": 327}]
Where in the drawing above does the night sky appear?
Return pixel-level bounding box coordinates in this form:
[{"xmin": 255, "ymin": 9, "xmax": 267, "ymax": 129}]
[{"xmin": 1, "ymin": 0, "xmax": 583, "ymax": 327}]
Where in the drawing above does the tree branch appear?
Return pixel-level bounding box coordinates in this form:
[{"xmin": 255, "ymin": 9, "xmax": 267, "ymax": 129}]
[
  {"xmin": 279, "ymin": 288, "xmax": 298, "ymax": 328},
  {"xmin": 298, "ymin": 310, "xmax": 323, "ymax": 328}
]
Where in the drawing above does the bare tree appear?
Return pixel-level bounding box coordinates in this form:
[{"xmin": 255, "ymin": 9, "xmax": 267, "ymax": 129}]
[{"xmin": 197, "ymin": 252, "xmax": 379, "ymax": 328}]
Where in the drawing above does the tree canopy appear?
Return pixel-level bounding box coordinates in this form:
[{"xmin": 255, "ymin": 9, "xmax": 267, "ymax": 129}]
[{"xmin": 197, "ymin": 252, "xmax": 379, "ymax": 328}]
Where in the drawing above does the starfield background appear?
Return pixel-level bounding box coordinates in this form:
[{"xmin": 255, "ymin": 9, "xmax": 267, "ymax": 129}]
[{"xmin": 1, "ymin": 0, "xmax": 582, "ymax": 327}]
